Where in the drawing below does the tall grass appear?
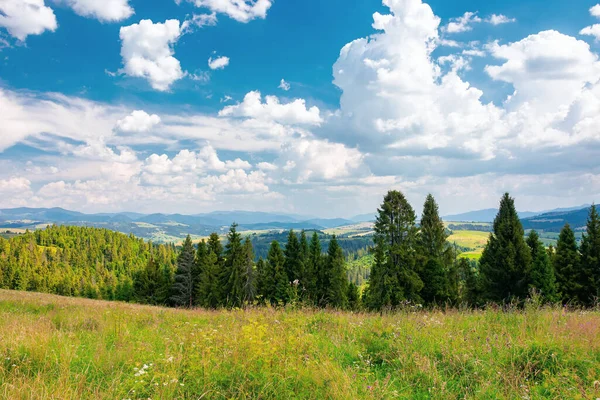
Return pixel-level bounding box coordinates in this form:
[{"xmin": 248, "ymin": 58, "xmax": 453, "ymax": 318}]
[{"xmin": 1, "ymin": 290, "xmax": 599, "ymax": 399}]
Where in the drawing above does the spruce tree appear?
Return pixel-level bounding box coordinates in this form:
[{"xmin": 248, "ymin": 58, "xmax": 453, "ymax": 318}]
[
  {"xmin": 242, "ymin": 238, "xmax": 256, "ymax": 303},
  {"xmin": 324, "ymin": 235, "xmax": 347, "ymax": 308},
  {"xmin": 365, "ymin": 190, "xmax": 422, "ymax": 310},
  {"xmin": 347, "ymin": 282, "xmax": 360, "ymax": 310},
  {"xmin": 553, "ymin": 223, "xmax": 581, "ymax": 304},
  {"xmin": 479, "ymin": 193, "xmax": 532, "ymax": 303},
  {"xmin": 418, "ymin": 194, "xmax": 450, "ymax": 305},
  {"xmin": 284, "ymin": 230, "xmax": 304, "ymax": 284},
  {"xmin": 266, "ymin": 241, "xmax": 289, "ymax": 305},
  {"xmin": 193, "ymin": 240, "xmax": 207, "ymax": 305},
  {"xmin": 171, "ymin": 235, "xmax": 196, "ymax": 308},
  {"xmin": 222, "ymin": 223, "xmax": 246, "ymax": 308},
  {"xmin": 526, "ymin": 230, "xmax": 557, "ymax": 302},
  {"xmin": 580, "ymin": 205, "xmax": 600, "ymax": 305},
  {"xmin": 207, "ymin": 233, "xmax": 224, "ymax": 265},
  {"xmin": 299, "ymin": 230, "xmax": 310, "ymax": 298},
  {"xmin": 197, "ymin": 250, "xmax": 221, "ymax": 308},
  {"xmin": 306, "ymin": 232, "xmax": 321, "ymax": 304},
  {"xmin": 255, "ymin": 258, "xmax": 268, "ymax": 304}
]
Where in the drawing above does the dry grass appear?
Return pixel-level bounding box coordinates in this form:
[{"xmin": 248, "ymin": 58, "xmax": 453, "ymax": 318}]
[{"xmin": 1, "ymin": 290, "xmax": 600, "ymax": 399}]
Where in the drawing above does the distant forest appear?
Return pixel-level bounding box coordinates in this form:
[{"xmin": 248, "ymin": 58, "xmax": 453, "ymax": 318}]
[{"xmin": 1, "ymin": 191, "xmax": 599, "ymax": 310}]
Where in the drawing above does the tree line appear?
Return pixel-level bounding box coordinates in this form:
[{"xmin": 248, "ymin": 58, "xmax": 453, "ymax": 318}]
[{"xmin": 1, "ymin": 190, "xmax": 599, "ymax": 310}]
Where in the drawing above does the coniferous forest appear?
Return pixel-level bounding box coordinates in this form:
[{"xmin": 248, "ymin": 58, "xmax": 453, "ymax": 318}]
[{"xmin": 1, "ymin": 191, "xmax": 600, "ymax": 310}]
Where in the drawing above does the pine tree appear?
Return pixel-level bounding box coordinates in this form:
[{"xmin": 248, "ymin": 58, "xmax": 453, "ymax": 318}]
[
  {"xmin": 580, "ymin": 205, "xmax": 600, "ymax": 305},
  {"xmin": 418, "ymin": 194, "xmax": 450, "ymax": 305},
  {"xmin": 365, "ymin": 190, "xmax": 422, "ymax": 310},
  {"xmin": 222, "ymin": 224, "xmax": 246, "ymax": 308},
  {"xmin": 171, "ymin": 235, "xmax": 196, "ymax": 308},
  {"xmin": 255, "ymin": 257, "xmax": 268, "ymax": 304},
  {"xmin": 324, "ymin": 235, "xmax": 347, "ymax": 308},
  {"xmin": 553, "ymin": 223, "xmax": 581, "ymax": 304},
  {"xmin": 526, "ymin": 230, "xmax": 557, "ymax": 302},
  {"xmin": 266, "ymin": 241, "xmax": 289, "ymax": 305},
  {"xmin": 242, "ymin": 238, "xmax": 256, "ymax": 303},
  {"xmin": 193, "ymin": 240, "xmax": 207, "ymax": 304},
  {"xmin": 284, "ymin": 230, "xmax": 303, "ymax": 284},
  {"xmin": 479, "ymin": 193, "xmax": 532, "ymax": 303}
]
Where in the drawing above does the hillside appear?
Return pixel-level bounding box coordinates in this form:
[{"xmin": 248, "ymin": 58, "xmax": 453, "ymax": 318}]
[
  {"xmin": 0, "ymin": 208, "xmax": 356, "ymax": 243},
  {"xmin": 1, "ymin": 290, "xmax": 599, "ymax": 399},
  {"xmin": 521, "ymin": 206, "xmax": 592, "ymax": 232}
]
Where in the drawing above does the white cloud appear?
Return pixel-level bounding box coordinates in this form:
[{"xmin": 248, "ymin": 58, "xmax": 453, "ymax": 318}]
[
  {"xmin": 0, "ymin": 177, "xmax": 31, "ymax": 193},
  {"xmin": 257, "ymin": 162, "xmax": 277, "ymax": 171},
  {"xmin": 580, "ymin": 24, "xmax": 600, "ymax": 41},
  {"xmin": 208, "ymin": 55, "xmax": 230, "ymax": 70},
  {"xmin": 59, "ymin": 0, "xmax": 134, "ymax": 22},
  {"xmin": 116, "ymin": 110, "xmax": 161, "ymax": 132},
  {"xmin": 486, "ymin": 14, "xmax": 516, "ymax": 25},
  {"xmin": 182, "ymin": 12, "xmax": 217, "ymax": 32},
  {"xmin": 444, "ymin": 11, "xmax": 481, "ymax": 34},
  {"xmin": 119, "ymin": 19, "xmax": 185, "ymax": 91},
  {"xmin": 462, "ymin": 49, "xmax": 486, "ymax": 57},
  {"xmin": 0, "ymin": 0, "xmax": 57, "ymax": 41},
  {"xmin": 201, "ymin": 169, "xmax": 269, "ymax": 193},
  {"xmin": 219, "ymin": 91, "xmax": 323, "ymax": 125},
  {"xmin": 278, "ymin": 79, "xmax": 290, "ymax": 91},
  {"xmin": 184, "ymin": 0, "xmax": 272, "ymax": 23},
  {"xmin": 590, "ymin": 4, "xmax": 600, "ymax": 18},
  {"xmin": 486, "ymin": 30, "xmax": 600, "ymax": 112}
]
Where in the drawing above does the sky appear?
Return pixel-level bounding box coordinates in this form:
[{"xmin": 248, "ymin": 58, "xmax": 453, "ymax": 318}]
[{"xmin": 1, "ymin": 0, "xmax": 600, "ymax": 218}]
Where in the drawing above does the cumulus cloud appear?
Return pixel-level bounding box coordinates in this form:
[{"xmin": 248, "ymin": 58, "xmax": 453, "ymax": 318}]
[
  {"xmin": 59, "ymin": 0, "xmax": 134, "ymax": 22},
  {"xmin": 219, "ymin": 91, "xmax": 323, "ymax": 125},
  {"xmin": 116, "ymin": 110, "xmax": 161, "ymax": 132},
  {"xmin": 278, "ymin": 79, "xmax": 291, "ymax": 91},
  {"xmin": 444, "ymin": 11, "xmax": 481, "ymax": 33},
  {"xmin": 182, "ymin": 12, "xmax": 217, "ymax": 32},
  {"xmin": 0, "ymin": 0, "xmax": 57, "ymax": 41},
  {"xmin": 182, "ymin": 0, "xmax": 272, "ymax": 23},
  {"xmin": 119, "ymin": 19, "xmax": 185, "ymax": 91},
  {"xmin": 486, "ymin": 14, "xmax": 516, "ymax": 25},
  {"xmin": 591, "ymin": 4, "xmax": 600, "ymax": 18},
  {"xmin": 208, "ymin": 55, "xmax": 229, "ymax": 70}
]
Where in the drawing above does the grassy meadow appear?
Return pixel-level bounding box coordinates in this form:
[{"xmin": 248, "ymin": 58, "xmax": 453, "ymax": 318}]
[{"xmin": 1, "ymin": 290, "xmax": 600, "ymax": 399}]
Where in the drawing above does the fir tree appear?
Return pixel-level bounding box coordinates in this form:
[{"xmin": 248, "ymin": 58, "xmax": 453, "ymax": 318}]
[
  {"xmin": 347, "ymin": 282, "xmax": 360, "ymax": 310},
  {"xmin": 222, "ymin": 224, "xmax": 246, "ymax": 308},
  {"xmin": 526, "ymin": 230, "xmax": 557, "ymax": 302},
  {"xmin": 197, "ymin": 250, "xmax": 221, "ymax": 309},
  {"xmin": 171, "ymin": 235, "xmax": 196, "ymax": 308},
  {"xmin": 479, "ymin": 193, "xmax": 532, "ymax": 303},
  {"xmin": 306, "ymin": 232, "xmax": 321, "ymax": 304},
  {"xmin": 193, "ymin": 240, "xmax": 207, "ymax": 304},
  {"xmin": 553, "ymin": 223, "xmax": 581, "ymax": 303},
  {"xmin": 580, "ymin": 205, "xmax": 600, "ymax": 305},
  {"xmin": 299, "ymin": 230, "xmax": 310, "ymax": 297},
  {"xmin": 365, "ymin": 190, "xmax": 422, "ymax": 310},
  {"xmin": 255, "ymin": 258, "xmax": 267, "ymax": 304},
  {"xmin": 324, "ymin": 235, "xmax": 347, "ymax": 308}
]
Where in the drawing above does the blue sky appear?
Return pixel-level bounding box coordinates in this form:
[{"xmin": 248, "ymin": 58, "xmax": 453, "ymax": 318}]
[{"xmin": 1, "ymin": 0, "xmax": 600, "ymax": 217}]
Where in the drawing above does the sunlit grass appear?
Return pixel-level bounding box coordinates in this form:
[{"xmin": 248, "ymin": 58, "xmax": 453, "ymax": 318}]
[{"xmin": 1, "ymin": 290, "xmax": 599, "ymax": 399}]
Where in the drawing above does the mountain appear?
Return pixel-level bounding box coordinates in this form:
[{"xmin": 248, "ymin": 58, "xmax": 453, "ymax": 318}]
[
  {"xmin": 349, "ymin": 213, "xmax": 376, "ymax": 223},
  {"xmin": 303, "ymin": 218, "xmax": 354, "ymax": 228},
  {"xmin": 521, "ymin": 206, "xmax": 592, "ymax": 232},
  {"xmin": 443, "ymin": 206, "xmax": 591, "ymax": 223},
  {"xmin": 195, "ymin": 211, "xmax": 303, "ymax": 226}
]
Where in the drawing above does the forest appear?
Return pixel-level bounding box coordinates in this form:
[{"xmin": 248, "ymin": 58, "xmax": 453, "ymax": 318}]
[{"xmin": 1, "ymin": 191, "xmax": 599, "ymax": 310}]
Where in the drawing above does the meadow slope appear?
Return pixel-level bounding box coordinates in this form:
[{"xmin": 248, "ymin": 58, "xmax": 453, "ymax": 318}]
[{"xmin": 1, "ymin": 290, "xmax": 600, "ymax": 399}]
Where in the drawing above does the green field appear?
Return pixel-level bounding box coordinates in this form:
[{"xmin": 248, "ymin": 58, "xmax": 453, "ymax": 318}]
[
  {"xmin": 448, "ymin": 230, "xmax": 490, "ymax": 260},
  {"xmin": 1, "ymin": 290, "xmax": 599, "ymax": 399},
  {"xmin": 324, "ymin": 222, "xmax": 374, "ymax": 237}
]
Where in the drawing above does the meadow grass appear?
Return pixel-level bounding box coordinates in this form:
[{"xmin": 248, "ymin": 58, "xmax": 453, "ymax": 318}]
[{"xmin": 1, "ymin": 290, "xmax": 600, "ymax": 399}]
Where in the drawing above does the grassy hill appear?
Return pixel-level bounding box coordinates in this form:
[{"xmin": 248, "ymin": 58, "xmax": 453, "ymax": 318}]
[{"xmin": 1, "ymin": 290, "xmax": 599, "ymax": 399}]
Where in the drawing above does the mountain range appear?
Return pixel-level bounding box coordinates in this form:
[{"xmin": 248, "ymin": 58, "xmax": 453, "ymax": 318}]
[{"xmin": 443, "ymin": 205, "xmax": 591, "ymax": 223}]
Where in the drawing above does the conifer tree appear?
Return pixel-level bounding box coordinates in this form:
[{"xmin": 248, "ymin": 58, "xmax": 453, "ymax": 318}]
[
  {"xmin": 193, "ymin": 240, "xmax": 207, "ymax": 303},
  {"xmin": 299, "ymin": 230, "xmax": 310, "ymax": 297},
  {"xmin": 553, "ymin": 223, "xmax": 581, "ymax": 303},
  {"xmin": 418, "ymin": 194, "xmax": 450, "ymax": 305},
  {"xmin": 197, "ymin": 250, "xmax": 221, "ymax": 308},
  {"xmin": 284, "ymin": 230, "xmax": 303, "ymax": 283},
  {"xmin": 171, "ymin": 235, "xmax": 196, "ymax": 308},
  {"xmin": 306, "ymin": 232, "xmax": 321, "ymax": 303},
  {"xmin": 364, "ymin": 190, "xmax": 422, "ymax": 310},
  {"xmin": 479, "ymin": 193, "xmax": 532, "ymax": 303},
  {"xmin": 580, "ymin": 205, "xmax": 600, "ymax": 305},
  {"xmin": 207, "ymin": 233, "xmax": 224, "ymax": 265},
  {"xmin": 242, "ymin": 237, "xmax": 256, "ymax": 303},
  {"xmin": 265, "ymin": 241, "xmax": 288, "ymax": 305},
  {"xmin": 222, "ymin": 223, "xmax": 246, "ymax": 308},
  {"xmin": 255, "ymin": 257, "xmax": 268, "ymax": 304},
  {"xmin": 347, "ymin": 282, "xmax": 360, "ymax": 310},
  {"xmin": 526, "ymin": 230, "xmax": 557, "ymax": 302},
  {"xmin": 324, "ymin": 235, "xmax": 347, "ymax": 308}
]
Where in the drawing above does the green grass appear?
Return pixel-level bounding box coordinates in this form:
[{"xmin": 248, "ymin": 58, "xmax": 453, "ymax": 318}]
[
  {"xmin": 324, "ymin": 223, "xmax": 374, "ymax": 237},
  {"xmin": 448, "ymin": 230, "xmax": 490, "ymax": 260},
  {"xmin": 1, "ymin": 290, "xmax": 600, "ymax": 399}
]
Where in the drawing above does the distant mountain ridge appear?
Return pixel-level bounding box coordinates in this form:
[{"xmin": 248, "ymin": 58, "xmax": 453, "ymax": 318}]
[{"xmin": 444, "ymin": 205, "xmax": 592, "ymax": 223}]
